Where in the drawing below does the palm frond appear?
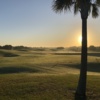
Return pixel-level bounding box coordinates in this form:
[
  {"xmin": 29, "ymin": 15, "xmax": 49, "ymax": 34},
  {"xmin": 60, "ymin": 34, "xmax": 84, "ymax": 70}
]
[
  {"xmin": 52, "ymin": 0, "xmax": 73, "ymax": 13},
  {"xmin": 74, "ymin": 2, "xmax": 79, "ymax": 15},
  {"xmin": 88, "ymin": 3, "xmax": 92, "ymax": 15},
  {"xmin": 52, "ymin": 0, "xmax": 100, "ymax": 19},
  {"xmin": 96, "ymin": 0, "xmax": 100, "ymax": 6},
  {"xmin": 92, "ymin": 4, "xmax": 99, "ymax": 18}
]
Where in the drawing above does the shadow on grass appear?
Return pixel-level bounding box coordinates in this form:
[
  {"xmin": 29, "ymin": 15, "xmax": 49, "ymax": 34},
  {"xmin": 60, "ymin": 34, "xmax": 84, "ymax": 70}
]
[
  {"xmin": 0, "ymin": 66, "xmax": 39, "ymax": 74},
  {"xmin": 60, "ymin": 63, "xmax": 100, "ymax": 73},
  {"xmin": 87, "ymin": 63, "xmax": 100, "ymax": 73},
  {"xmin": 88, "ymin": 53, "xmax": 100, "ymax": 57},
  {"xmin": 53, "ymin": 52, "xmax": 100, "ymax": 57},
  {"xmin": 0, "ymin": 51, "xmax": 19, "ymax": 57}
]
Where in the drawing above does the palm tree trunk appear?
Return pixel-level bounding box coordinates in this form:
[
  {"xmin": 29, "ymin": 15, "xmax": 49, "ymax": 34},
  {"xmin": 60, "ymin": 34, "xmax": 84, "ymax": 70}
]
[{"xmin": 75, "ymin": 18, "xmax": 87, "ymax": 100}]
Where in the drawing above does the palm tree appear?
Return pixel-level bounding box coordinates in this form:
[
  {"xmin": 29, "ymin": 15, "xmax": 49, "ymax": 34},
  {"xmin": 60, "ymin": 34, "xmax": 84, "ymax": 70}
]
[{"xmin": 52, "ymin": 0, "xmax": 100, "ymax": 100}]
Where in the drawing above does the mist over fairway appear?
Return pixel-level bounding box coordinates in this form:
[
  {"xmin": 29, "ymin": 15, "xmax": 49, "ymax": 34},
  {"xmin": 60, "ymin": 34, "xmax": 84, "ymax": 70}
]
[{"xmin": 0, "ymin": 48, "xmax": 100, "ymax": 75}]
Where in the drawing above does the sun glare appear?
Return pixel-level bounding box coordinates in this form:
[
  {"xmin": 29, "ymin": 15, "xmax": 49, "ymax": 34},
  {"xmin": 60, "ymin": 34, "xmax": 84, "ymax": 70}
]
[{"xmin": 78, "ymin": 35, "xmax": 82, "ymax": 44}]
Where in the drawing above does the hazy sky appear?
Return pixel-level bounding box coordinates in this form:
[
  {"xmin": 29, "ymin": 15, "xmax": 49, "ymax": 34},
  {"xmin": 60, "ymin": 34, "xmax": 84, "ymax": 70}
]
[{"xmin": 0, "ymin": 0, "xmax": 100, "ymax": 47}]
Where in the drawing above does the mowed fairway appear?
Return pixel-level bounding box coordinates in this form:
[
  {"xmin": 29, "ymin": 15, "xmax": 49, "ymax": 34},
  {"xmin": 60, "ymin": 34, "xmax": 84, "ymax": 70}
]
[{"xmin": 0, "ymin": 49, "xmax": 100, "ymax": 100}]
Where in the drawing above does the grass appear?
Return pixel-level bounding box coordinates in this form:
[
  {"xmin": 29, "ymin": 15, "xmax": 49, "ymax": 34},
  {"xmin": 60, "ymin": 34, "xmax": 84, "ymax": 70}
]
[
  {"xmin": 0, "ymin": 74, "xmax": 76, "ymax": 100},
  {"xmin": 0, "ymin": 49, "xmax": 100, "ymax": 100},
  {"xmin": 0, "ymin": 74, "xmax": 99, "ymax": 100},
  {"xmin": 0, "ymin": 50, "xmax": 19, "ymax": 57}
]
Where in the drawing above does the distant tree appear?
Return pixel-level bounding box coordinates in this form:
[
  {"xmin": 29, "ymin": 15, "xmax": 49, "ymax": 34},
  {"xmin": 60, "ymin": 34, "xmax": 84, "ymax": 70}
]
[
  {"xmin": 88, "ymin": 45, "xmax": 96, "ymax": 51},
  {"xmin": 13, "ymin": 46, "xmax": 29, "ymax": 51},
  {"xmin": 56, "ymin": 47, "xmax": 64, "ymax": 50},
  {"xmin": 0, "ymin": 46, "xmax": 2, "ymax": 49},
  {"xmin": 52, "ymin": 0, "xmax": 100, "ymax": 99},
  {"xmin": 3, "ymin": 45, "xmax": 13, "ymax": 50},
  {"xmin": 32, "ymin": 47, "xmax": 46, "ymax": 51},
  {"xmin": 88, "ymin": 45, "xmax": 100, "ymax": 52},
  {"xmin": 68, "ymin": 46, "xmax": 81, "ymax": 52},
  {"xmin": 96, "ymin": 46, "xmax": 100, "ymax": 52}
]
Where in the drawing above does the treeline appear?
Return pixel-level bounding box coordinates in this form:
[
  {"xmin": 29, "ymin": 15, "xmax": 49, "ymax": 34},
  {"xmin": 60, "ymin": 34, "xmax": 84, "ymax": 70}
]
[
  {"xmin": 88, "ymin": 45, "xmax": 100, "ymax": 52},
  {"xmin": 68, "ymin": 45, "xmax": 100, "ymax": 52},
  {"xmin": 0, "ymin": 45, "xmax": 100, "ymax": 52},
  {"xmin": 0, "ymin": 45, "xmax": 31, "ymax": 51}
]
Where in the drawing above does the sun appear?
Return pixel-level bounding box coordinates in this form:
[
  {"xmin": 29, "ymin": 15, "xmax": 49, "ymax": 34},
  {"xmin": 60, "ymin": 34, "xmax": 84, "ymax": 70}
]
[{"xmin": 78, "ymin": 35, "xmax": 82, "ymax": 44}]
